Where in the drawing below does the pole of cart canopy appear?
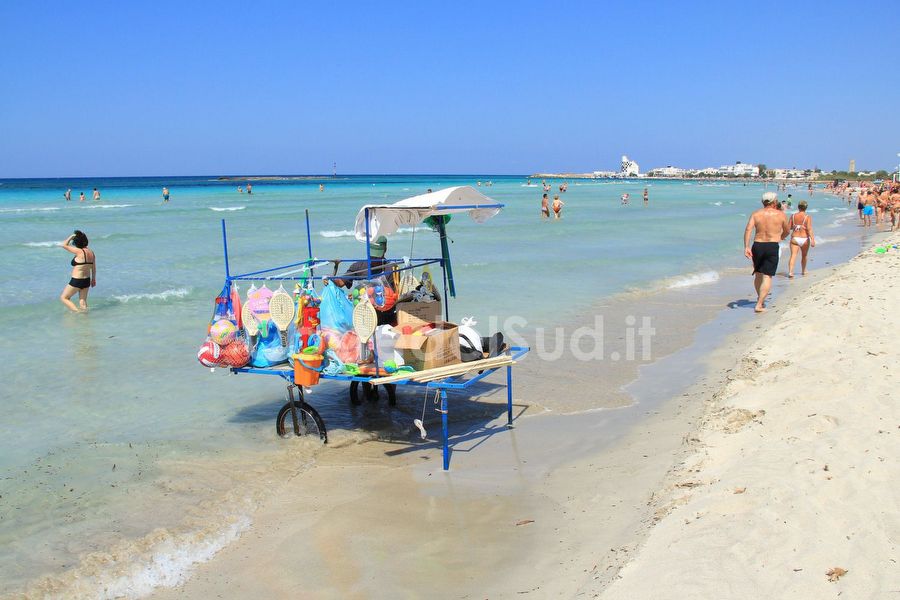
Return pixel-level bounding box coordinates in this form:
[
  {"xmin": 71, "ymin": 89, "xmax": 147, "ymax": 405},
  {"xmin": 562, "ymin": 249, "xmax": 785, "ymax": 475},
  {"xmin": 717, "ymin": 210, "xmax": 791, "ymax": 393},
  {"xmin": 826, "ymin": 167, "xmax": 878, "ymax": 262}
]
[
  {"xmin": 221, "ymin": 219, "xmax": 231, "ymax": 280},
  {"xmin": 436, "ymin": 218, "xmax": 455, "ymax": 297},
  {"xmin": 304, "ymin": 209, "xmax": 313, "ymax": 261}
]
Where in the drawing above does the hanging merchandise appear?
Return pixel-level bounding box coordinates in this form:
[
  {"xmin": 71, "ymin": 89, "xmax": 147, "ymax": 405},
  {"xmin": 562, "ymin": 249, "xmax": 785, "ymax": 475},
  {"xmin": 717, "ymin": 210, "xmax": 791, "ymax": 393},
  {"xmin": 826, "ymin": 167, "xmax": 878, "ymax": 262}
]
[
  {"xmin": 319, "ymin": 280, "xmax": 354, "ymax": 332},
  {"xmin": 230, "ymin": 282, "xmax": 243, "ymax": 329},
  {"xmin": 352, "ymin": 294, "xmax": 378, "ymax": 362},
  {"xmin": 250, "ymin": 320, "xmax": 289, "ymax": 367},
  {"xmin": 269, "ymin": 284, "xmax": 295, "ymax": 346},
  {"xmin": 247, "ymin": 284, "xmax": 274, "ymax": 333}
]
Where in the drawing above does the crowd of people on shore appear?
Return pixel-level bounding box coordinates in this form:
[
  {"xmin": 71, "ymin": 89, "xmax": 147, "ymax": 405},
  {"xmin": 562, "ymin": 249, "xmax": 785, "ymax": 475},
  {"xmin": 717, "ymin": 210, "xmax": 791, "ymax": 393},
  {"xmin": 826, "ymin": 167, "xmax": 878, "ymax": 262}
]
[{"xmin": 827, "ymin": 180, "xmax": 900, "ymax": 230}]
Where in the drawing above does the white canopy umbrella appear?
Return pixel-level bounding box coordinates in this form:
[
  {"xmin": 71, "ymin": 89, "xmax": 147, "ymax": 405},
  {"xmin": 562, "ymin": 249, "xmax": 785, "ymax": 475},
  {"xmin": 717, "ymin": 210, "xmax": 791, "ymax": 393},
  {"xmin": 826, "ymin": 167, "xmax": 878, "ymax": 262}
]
[{"xmin": 353, "ymin": 186, "xmax": 502, "ymax": 242}]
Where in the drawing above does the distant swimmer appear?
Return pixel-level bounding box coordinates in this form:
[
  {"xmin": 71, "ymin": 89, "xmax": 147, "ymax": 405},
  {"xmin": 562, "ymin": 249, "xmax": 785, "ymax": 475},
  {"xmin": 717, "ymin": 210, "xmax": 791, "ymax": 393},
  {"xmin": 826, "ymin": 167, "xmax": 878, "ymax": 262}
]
[
  {"xmin": 162, "ymin": 187, "xmax": 170, "ymax": 203},
  {"xmin": 477, "ymin": 181, "xmax": 482, "ymax": 186},
  {"xmin": 744, "ymin": 192, "xmax": 790, "ymax": 313},
  {"xmin": 92, "ymin": 188, "xmax": 100, "ymax": 201},
  {"xmin": 643, "ymin": 187, "xmax": 649, "ymax": 205},
  {"xmin": 238, "ymin": 186, "xmax": 243, "ymax": 194},
  {"xmin": 247, "ymin": 183, "xmax": 253, "ymax": 195},
  {"xmin": 552, "ymin": 195, "xmax": 564, "ymax": 219},
  {"xmin": 807, "ymin": 182, "xmax": 813, "ymax": 197},
  {"xmin": 319, "ymin": 184, "xmax": 325, "ymax": 192},
  {"xmin": 64, "ymin": 188, "xmax": 71, "ymax": 202},
  {"xmin": 79, "ymin": 192, "xmax": 86, "ymax": 202},
  {"xmin": 541, "ymin": 193, "xmax": 550, "ymax": 219},
  {"xmin": 621, "ymin": 193, "xmax": 629, "ymax": 205}
]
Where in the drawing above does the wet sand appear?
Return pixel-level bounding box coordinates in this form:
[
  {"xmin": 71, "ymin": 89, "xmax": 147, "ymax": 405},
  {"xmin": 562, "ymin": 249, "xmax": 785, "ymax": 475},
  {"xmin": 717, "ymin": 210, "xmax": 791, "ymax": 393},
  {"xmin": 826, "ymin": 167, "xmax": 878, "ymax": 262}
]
[{"xmin": 147, "ymin": 224, "xmax": 879, "ymax": 598}]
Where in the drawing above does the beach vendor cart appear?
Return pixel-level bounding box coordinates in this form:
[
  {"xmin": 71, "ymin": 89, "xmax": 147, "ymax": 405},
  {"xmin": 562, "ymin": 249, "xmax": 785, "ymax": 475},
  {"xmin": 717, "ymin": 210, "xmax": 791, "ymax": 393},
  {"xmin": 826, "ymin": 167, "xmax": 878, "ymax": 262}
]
[{"xmin": 206, "ymin": 186, "xmax": 529, "ymax": 470}]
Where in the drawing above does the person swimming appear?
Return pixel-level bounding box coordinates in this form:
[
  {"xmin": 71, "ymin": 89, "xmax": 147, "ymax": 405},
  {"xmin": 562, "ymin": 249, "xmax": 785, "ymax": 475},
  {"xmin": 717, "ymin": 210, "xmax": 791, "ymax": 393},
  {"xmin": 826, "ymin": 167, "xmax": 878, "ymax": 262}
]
[{"xmin": 59, "ymin": 230, "xmax": 96, "ymax": 312}]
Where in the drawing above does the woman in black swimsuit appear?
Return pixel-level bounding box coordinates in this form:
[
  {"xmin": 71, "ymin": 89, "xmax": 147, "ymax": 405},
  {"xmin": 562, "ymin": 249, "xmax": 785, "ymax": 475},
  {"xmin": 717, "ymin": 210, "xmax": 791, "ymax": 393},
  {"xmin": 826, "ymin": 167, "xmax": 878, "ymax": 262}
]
[{"xmin": 60, "ymin": 230, "xmax": 96, "ymax": 312}]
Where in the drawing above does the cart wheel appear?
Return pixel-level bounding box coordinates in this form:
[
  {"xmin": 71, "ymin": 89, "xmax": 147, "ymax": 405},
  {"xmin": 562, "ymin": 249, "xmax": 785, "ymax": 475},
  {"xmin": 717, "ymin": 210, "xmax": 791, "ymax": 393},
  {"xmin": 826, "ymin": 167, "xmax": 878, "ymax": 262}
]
[
  {"xmin": 350, "ymin": 382, "xmax": 381, "ymax": 405},
  {"xmin": 276, "ymin": 401, "xmax": 327, "ymax": 443},
  {"xmin": 386, "ymin": 384, "xmax": 397, "ymax": 407}
]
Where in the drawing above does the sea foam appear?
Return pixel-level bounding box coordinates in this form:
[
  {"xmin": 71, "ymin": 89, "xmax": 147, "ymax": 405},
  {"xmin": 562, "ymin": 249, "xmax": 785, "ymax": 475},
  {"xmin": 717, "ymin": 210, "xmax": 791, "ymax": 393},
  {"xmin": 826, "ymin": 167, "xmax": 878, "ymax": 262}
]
[
  {"xmin": 667, "ymin": 270, "xmax": 720, "ymax": 289},
  {"xmin": 209, "ymin": 206, "xmax": 246, "ymax": 212},
  {"xmin": 112, "ymin": 288, "xmax": 191, "ymax": 303},
  {"xmin": 22, "ymin": 240, "xmax": 60, "ymax": 248}
]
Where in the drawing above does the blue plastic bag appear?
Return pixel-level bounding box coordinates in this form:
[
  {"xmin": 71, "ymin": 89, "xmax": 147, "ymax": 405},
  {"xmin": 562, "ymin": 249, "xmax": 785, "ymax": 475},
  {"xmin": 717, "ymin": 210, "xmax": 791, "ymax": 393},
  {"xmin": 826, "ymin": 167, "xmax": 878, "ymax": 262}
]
[
  {"xmin": 319, "ymin": 282, "xmax": 354, "ymax": 332},
  {"xmin": 250, "ymin": 321, "xmax": 289, "ymax": 367}
]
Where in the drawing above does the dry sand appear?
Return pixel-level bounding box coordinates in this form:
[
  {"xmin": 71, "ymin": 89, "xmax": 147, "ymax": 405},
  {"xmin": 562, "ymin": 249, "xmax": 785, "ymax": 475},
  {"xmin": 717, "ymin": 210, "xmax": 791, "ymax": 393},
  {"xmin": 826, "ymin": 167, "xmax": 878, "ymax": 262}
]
[{"xmin": 598, "ymin": 233, "xmax": 900, "ymax": 599}]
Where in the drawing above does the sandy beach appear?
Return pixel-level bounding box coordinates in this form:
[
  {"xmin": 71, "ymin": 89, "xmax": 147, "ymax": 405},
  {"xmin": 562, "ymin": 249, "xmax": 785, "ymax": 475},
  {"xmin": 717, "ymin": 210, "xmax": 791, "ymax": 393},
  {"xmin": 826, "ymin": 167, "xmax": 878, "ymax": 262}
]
[
  {"xmin": 599, "ymin": 232, "xmax": 900, "ymax": 599},
  {"xmin": 143, "ymin": 233, "xmax": 898, "ymax": 599}
]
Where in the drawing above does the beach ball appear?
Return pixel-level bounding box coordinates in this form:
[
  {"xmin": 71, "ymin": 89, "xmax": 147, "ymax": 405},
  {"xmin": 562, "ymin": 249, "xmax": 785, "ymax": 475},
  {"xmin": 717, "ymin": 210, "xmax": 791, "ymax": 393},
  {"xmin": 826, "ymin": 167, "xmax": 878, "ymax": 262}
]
[
  {"xmin": 210, "ymin": 319, "xmax": 237, "ymax": 346},
  {"xmin": 197, "ymin": 340, "xmax": 222, "ymax": 367},
  {"xmin": 220, "ymin": 342, "xmax": 250, "ymax": 368}
]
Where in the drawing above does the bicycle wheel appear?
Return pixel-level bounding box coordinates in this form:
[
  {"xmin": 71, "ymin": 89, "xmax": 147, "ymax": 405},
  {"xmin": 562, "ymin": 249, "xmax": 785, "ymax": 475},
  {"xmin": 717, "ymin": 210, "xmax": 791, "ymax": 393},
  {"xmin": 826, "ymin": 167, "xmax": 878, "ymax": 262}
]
[{"xmin": 276, "ymin": 401, "xmax": 327, "ymax": 443}]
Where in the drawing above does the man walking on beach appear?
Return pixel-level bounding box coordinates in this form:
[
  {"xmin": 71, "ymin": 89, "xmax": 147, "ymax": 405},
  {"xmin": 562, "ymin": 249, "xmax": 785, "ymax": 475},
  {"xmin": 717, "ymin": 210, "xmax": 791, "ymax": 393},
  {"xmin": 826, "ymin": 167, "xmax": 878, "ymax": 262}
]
[{"xmin": 744, "ymin": 192, "xmax": 789, "ymax": 313}]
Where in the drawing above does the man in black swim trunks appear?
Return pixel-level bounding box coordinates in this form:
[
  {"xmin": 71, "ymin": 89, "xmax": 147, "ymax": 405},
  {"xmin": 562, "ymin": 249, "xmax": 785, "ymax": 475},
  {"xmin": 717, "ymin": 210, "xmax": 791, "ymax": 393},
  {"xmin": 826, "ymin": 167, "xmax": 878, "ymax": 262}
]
[{"xmin": 743, "ymin": 192, "xmax": 789, "ymax": 313}]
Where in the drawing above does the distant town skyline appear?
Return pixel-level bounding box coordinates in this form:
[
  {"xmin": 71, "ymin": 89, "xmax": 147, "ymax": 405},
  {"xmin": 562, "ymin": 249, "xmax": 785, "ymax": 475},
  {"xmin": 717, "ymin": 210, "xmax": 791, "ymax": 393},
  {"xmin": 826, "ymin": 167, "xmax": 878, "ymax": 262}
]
[{"xmin": 1, "ymin": 1, "xmax": 898, "ymax": 178}]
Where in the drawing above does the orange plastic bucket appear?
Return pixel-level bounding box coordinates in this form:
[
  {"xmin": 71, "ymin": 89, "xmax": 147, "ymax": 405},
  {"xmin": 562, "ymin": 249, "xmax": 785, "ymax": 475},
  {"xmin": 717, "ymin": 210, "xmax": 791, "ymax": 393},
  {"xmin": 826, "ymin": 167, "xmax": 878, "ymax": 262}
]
[{"xmin": 293, "ymin": 353, "xmax": 323, "ymax": 386}]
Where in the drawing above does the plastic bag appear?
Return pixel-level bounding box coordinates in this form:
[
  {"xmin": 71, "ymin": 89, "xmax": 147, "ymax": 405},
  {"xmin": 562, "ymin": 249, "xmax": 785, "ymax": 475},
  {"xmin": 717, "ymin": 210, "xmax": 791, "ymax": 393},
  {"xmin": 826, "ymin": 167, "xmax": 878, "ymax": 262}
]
[
  {"xmin": 319, "ymin": 281, "xmax": 354, "ymax": 332},
  {"xmin": 250, "ymin": 320, "xmax": 288, "ymax": 367}
]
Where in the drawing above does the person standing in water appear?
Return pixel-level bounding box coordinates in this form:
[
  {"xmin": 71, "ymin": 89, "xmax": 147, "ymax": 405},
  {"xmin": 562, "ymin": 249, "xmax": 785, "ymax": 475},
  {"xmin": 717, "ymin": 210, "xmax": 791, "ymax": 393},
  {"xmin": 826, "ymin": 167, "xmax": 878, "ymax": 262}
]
[
  {"xmin": 246, "ymin": 183, "xmax": 253, "ymax": 195},
  {"xmin": 64, "ymin": 188, "xmax": 72, "ymax": 202},
  {"xmin": 787, "ymin": 200, "xmax": 815, "ymax": 278},
  {"xmin": 744, "ymin": 192, "xmax": 790, "ymax": 313},
  {"xmin": 79, "ymin": 192, "xmax": 86, "ymax": 202},
  {"xmin": 552, "ymin": 195, "xmax": 564, "ymax": 219},
  {"xmin": 643, "ymin": 187, "xmax": 649, "ymax": 205},
  {"xmin": 59, "ymin": 230, "xmax": 96, "ymax": 312},
  {"xmin": 92, "ymin": 188, "xmax": 101, "ymax": 201},
  {"xmin": 162, "ymin": 186, "xmax": 170, "ymax": 203},
  {"xmin": 541, "ymin": 193, "xmax": 550, "ymax": 219},
  {"xmin": 238, "ymin": 185, "xmax": 243, "ymax": 194}
]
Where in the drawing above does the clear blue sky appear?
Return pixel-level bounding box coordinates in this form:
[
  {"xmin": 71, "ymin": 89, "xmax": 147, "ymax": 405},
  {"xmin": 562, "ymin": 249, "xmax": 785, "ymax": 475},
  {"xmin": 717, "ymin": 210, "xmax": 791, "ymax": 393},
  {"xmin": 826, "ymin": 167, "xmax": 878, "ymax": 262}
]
[{"xmin": 1, "ymin": 1, "xmax": 898, "ymax": 177}]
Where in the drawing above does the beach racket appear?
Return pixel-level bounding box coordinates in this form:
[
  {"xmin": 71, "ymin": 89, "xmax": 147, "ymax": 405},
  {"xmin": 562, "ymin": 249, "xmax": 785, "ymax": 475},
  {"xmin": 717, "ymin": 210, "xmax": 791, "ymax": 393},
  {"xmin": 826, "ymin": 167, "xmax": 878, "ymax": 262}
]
[
  {"xmin": 398, "ymin": 271, "xmax": 420, "ymax": 298},
  {"xmin": 352, "ymin": 295, "xmax": 378, "ymax": 362},
  {"xmin": 241, "ymin": 303, "xmax": 260, "ymax": 338},
  {"xmin": 269, "ymin": 285, "xmax": 295, "ymax": 346}
]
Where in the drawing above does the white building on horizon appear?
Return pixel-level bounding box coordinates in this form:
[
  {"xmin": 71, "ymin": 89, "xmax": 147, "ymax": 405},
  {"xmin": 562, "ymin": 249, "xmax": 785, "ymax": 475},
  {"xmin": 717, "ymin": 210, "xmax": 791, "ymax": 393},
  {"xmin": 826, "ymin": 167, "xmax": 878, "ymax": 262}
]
[
  {"xmin": 620, "ymin": 155, "xmax": 640, "ymax": 177},
  {"xmin": 648, "ymin": 165, "xmax": 686, "ymax": 177},
  {"xmin": 718, "ymin": 161, "xmax": 759, "ymax": 177}
]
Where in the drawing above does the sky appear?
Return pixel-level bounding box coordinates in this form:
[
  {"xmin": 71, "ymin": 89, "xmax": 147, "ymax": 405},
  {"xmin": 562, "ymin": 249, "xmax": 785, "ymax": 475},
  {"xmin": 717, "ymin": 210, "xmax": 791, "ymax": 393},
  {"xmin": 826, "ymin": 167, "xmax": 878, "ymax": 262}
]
[{"xmin": 1, "ymin": 1, "xmax": 899, "ymax": 177}]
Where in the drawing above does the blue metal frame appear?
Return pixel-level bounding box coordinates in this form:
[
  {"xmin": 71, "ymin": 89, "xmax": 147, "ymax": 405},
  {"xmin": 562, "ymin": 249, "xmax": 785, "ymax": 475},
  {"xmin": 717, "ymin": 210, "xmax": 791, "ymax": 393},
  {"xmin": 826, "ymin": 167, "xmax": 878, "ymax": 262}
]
[
  {"xmin": 217, "ymin": 199, "xmax": 525, "ymax": 470},
  {"xmin": 231, "ymin": 346, "xmax": 529, "ymax": 470}
]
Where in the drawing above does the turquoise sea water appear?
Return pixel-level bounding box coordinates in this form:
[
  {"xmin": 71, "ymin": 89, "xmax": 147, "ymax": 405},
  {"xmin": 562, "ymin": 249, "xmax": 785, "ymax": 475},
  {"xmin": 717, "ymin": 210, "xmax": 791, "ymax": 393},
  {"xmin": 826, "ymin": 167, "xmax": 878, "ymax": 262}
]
[{"xmin": 0, "ymin": 175, "xmax": 861, "ymax": 596}]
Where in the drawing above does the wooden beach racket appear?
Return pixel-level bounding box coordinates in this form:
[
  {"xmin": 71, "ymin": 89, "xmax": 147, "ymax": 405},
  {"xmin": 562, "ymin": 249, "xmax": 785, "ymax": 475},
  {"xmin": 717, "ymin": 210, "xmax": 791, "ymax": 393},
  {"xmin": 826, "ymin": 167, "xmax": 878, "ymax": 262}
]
[
  {"xmin": 269, "ymin": 285, "xmax": 295, "ymax": 346},
  {"xmin": 352, "ymin": 294, "xmax": 378, "ymax": 362},
  {"xmin": 241, "ymin": 303, "xmax": 260, "ymax": 339}
]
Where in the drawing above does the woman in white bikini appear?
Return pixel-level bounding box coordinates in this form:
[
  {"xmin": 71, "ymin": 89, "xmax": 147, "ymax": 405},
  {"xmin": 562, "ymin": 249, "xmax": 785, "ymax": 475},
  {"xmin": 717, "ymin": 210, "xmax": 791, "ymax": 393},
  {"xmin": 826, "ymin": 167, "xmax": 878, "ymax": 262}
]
[{"xmin": 787, "ymin": 200, "xmax": 815, "ymax": 278}]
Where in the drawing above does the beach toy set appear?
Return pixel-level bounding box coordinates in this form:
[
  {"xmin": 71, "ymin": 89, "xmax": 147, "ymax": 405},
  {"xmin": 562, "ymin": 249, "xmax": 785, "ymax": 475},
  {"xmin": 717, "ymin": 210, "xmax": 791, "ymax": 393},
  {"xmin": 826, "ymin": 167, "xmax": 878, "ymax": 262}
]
[{"xmin": 203, "ymin": 189, "xmax": 530, "ymax": 469}]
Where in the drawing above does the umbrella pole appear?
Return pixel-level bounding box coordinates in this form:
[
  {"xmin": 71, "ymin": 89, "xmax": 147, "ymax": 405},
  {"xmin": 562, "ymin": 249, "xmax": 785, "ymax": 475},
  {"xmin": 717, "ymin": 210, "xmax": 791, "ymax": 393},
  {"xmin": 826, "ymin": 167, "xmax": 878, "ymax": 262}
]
[{"xmin": 436, "ymin": 218, "xmax": 455, "ymax": 297}]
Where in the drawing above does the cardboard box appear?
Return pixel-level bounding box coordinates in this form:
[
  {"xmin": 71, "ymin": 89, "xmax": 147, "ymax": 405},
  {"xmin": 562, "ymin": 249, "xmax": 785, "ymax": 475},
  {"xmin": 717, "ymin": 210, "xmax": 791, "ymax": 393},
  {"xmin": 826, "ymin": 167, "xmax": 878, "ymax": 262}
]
[
  {"xmin": 396, "ymin": 300, "xmax": 443, "ymax": 329},
  {"xmin": 395, "ymin": 322, "xmax": 460, "ymax": 371}
]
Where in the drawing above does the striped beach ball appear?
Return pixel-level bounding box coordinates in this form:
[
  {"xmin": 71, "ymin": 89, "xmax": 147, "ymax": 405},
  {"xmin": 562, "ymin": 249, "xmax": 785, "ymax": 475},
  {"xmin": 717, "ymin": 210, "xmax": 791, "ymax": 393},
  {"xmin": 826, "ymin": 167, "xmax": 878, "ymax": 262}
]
[{"xmin": 197, "ymin": 340, "xmax": 222, "ymax": 367}]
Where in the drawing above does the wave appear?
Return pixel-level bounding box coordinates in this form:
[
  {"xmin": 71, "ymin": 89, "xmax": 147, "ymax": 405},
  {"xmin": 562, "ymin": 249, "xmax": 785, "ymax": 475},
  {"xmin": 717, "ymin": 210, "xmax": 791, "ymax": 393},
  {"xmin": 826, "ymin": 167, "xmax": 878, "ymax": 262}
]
[
  {"xmin": 320, "ymin": 229, "xmax": 355, "ymax": 238},
  {"xmin": 710, "ymin": 201, "xmax": 723, "ymax": 206},
  {"xmin": 0, "ymin": 206, "xmax": 62, "ymax": 213},
  {"xmin": 209, "ymin": 206, "xmax": 246, "ymax": 212},
  {"xmin": 22, "ymin": 240, "xmax": 60, "ymax": 248},
  {"xmin": 320, "ymin": 226, "xmax": 417, "ymax": 238},
  {"xmin": 24, "ymin": 514, "xmax": 251, "ymax": 599},
  {"xmin": 667, "ymin": 270, "xmax": 720, "ymax": 289},
  {"xmin": 112, "ymin": 288, "xmax": 191, "ymax": 303},
  {"xmin": 82, "ymin": 203, "xmax": 133, "ymax": 209}
]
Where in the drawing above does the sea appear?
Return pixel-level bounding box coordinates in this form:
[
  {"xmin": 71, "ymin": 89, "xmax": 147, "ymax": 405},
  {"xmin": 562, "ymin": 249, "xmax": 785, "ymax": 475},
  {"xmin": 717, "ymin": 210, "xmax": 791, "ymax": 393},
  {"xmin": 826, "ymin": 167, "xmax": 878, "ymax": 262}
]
[{"xmin": 0, "ymin": 175, "xmax": 868, "ymax": 597}]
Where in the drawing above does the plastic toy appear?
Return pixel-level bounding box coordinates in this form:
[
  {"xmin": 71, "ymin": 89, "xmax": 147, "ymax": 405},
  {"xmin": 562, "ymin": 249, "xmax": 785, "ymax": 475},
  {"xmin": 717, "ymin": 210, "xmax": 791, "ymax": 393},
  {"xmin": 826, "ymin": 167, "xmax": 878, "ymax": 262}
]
[
  {"xmin": 210, "ymin": 319, "xmax": 237, "ymax": 346},
  {"xmin": 197, "ymin": 340, "xmax": 222, "ymax": 367}
]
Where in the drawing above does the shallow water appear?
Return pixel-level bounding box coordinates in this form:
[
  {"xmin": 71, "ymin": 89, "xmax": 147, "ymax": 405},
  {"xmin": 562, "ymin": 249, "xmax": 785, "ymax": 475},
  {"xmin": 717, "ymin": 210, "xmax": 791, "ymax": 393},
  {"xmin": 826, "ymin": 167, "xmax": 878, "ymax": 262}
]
[{"xmin": 0, "ymin": 175, "xmax": 864, "ymax": 596}]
